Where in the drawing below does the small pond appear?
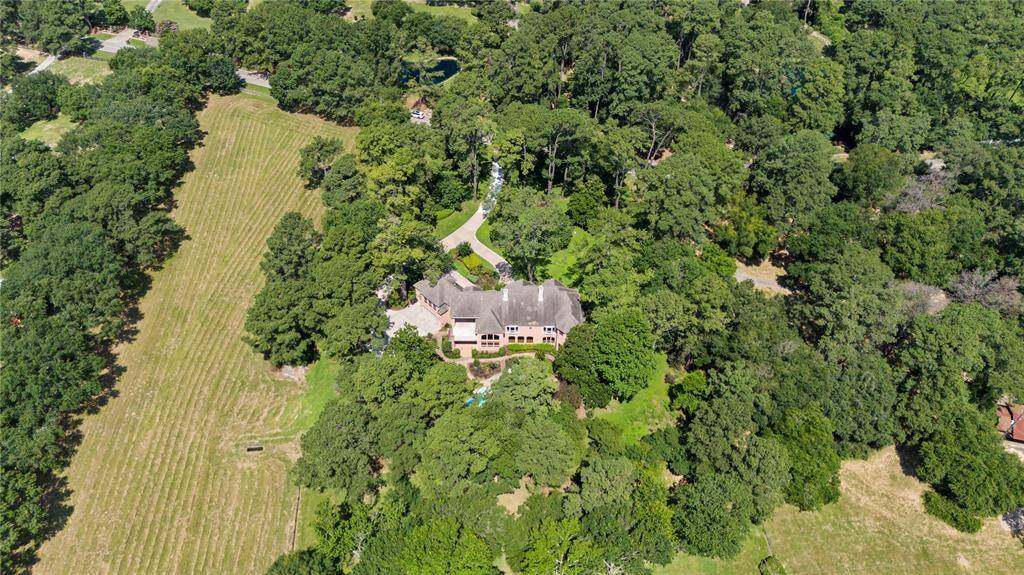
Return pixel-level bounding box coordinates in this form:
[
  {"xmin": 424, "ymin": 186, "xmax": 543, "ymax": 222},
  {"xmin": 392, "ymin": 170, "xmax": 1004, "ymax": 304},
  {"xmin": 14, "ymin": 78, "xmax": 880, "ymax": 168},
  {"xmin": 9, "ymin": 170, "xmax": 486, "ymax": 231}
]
[{"xmin": 399, "ymin": 57, "xmax": 460, "ymax": 87}]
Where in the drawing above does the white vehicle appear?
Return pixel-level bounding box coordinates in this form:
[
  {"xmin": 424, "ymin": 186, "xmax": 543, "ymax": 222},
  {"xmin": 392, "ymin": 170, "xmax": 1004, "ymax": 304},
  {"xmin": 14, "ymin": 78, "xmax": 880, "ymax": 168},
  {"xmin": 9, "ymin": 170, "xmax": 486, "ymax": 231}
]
[{"xmin": 410, "ymin": 109, "xmax": 425, "ymax": 119}]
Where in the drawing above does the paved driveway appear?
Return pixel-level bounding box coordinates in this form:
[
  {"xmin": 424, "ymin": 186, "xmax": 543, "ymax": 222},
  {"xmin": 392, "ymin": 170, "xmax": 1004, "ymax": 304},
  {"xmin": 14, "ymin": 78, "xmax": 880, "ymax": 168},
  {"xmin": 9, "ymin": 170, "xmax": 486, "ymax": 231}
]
[
  {"xmin": 440, "ymin": 205, "xmax": 512, "ymax": 280},
  {"xmin": 386, "ymin": 302, "xmax": 442, "ymax": 337}
]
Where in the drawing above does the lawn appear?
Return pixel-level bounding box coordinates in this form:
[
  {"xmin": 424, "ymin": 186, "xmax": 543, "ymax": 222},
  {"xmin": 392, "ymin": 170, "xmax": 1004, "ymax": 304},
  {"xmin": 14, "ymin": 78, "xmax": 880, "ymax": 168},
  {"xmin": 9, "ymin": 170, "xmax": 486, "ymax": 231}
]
[
  {"xmin": 21, "ymin": 113, "xmax": 77, "ymax": 147},
  {"xmin": 48, "ymin": 56, "xmax": 111, "ymax": 84},
  {"xmin": 292, "ymin": 359, "xmax": 344, "ymax": 550},
  {"xmin": 434, "ymin": 199, "xmax": 480, "ymax": 239},
  {"xmin": 34, "ymin": 92, "xmax": 357, "ymax": 575},
  {"xmin": 345, "ymin": 0, "xmax": 374, "ymax": 20},
  {"xmin": 476, "ymin": 217, "xmax": 496, "ymax": 252},
  {"xmin": 152, "ymin": 0, "xmax": 212, "ymax": 30},
  {"xmin": 595, "ymin": 353, "xmax": 673, "ymax": 445},
  {"xmin": 344, "ymin": 1, "xmax": 474, "ymax": 22},
  {"xmin": 91, "ymin": 49, "xmax": 117, "ymax": 61},
  {"xmin": 540, "ymin": 226, "xmax": 591, "ymax": 284},
  {"xmin": 655, "ymin": 447, "xmax": 1024, "ymax": 575},
  {"xmin": 242, "ymin": 82, "xmax": 276, "ymax": 102},
  {"xmin": 408, "ymin": 0, "xmax": 477, "ymax": 22}
]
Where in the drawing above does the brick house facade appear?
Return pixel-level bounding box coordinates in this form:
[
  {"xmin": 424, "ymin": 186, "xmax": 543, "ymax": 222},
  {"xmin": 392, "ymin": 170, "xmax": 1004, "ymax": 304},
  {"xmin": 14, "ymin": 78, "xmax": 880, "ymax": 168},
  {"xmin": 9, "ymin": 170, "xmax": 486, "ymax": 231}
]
[{"xmin": 414, "ymin": 275, "xmax": 584, "ymax": 354}]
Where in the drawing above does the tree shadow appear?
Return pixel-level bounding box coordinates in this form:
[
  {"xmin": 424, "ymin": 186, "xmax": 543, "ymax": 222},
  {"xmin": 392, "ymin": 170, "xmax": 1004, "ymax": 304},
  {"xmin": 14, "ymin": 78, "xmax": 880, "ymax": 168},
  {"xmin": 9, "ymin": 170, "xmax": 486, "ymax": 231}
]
[
  {"xmin": 895, "ymin": 443, "xmax": 921, "ymax": 478},
  {"xmin": 8, "ymin": 475, "xmax": 74, "ymax": 575},
  {"xmin": 1002, "ymin": 507, "xmax": 1024, "ymax": 547}
]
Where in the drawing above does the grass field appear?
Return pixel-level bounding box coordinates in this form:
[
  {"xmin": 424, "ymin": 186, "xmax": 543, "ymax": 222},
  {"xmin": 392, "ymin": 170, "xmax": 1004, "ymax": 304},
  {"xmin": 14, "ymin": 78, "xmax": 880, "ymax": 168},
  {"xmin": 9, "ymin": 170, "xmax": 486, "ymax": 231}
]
[
  {"xmin": 34, "ymin": 92, "xmax": 357, "ymax": 575},
  {"xmin": 21, "ymin": 114, "xmax": 77, "ymax": 147},
  {"xmin": 595, "ymin": 353, "xmax": 673, "ymax": 445},
  {"xmin": 345, "ymin": 0, "xmax": 475, "ymax": 22},
  {"xmin": 152, "ymin": 0, "xmax": 212, "ymax": 30},
  {"xmin": 657, "ymin": 446, "xmax": 1024, "ymax": 574},
  {"xmin": 48, "ymin": 57, "xmax": 110, "ymax": 84},
  {"xmin": 408, "ymin": 0, "xmax": 477, "ymax": 22},
  {"xmin": 541, "ymin": 226, "xmax": 591, "ymax": 284}
]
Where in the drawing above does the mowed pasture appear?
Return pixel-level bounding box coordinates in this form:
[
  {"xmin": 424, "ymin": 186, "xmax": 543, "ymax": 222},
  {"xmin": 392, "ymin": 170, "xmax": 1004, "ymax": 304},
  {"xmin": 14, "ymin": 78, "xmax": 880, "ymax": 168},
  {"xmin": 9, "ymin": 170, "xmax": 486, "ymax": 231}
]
[
  {"xmin": 34, "ymin": 92, "xmax": 356, "ymax": 575},
  {"xmin": 658, "ymin": 447, "xmax": 1024, "ymax": 575}
]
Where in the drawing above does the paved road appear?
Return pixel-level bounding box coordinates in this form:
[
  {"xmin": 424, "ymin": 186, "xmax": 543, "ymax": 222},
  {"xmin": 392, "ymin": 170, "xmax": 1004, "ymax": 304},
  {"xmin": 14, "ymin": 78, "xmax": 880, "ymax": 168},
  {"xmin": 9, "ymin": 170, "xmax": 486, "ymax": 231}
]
[
  {"xmin": 28, "ymin": 54, "xmax": 57, "ymax": 74},
  {"xmin": 97, "ymin": 28, "xmax": 135, "ymax": 53}
]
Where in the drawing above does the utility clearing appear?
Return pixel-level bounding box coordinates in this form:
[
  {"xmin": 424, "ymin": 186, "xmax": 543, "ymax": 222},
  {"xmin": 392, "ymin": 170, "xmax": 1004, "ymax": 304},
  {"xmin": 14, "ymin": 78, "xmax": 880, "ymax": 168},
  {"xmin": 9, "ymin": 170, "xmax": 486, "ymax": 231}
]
[{"xmin": 34, "ymin": 92, "xmax": 356, "ymax": 575}]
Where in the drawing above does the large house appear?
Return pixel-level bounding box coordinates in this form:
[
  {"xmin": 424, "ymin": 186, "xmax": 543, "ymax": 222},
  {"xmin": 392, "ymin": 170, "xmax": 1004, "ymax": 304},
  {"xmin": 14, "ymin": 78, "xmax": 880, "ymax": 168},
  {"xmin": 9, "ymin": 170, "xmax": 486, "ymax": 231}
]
[{"xmin": 414, "ymin": 274, "xmax": 584, "ymax": 354}]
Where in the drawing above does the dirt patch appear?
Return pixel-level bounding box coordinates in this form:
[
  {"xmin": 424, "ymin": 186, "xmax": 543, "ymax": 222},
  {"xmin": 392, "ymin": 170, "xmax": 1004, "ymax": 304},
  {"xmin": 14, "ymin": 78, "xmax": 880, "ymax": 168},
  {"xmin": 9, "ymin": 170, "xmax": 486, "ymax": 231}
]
[
  {"xmin": 16, "ymin": 45, "xmax": 47, "ymax": 63},
  {"xmin": 275, "ymin": 365, "xmax": 309, "ymax": 383},
  {"xmin": 496, "ymin": 476, "xmax": 533, "ymax": 516}
]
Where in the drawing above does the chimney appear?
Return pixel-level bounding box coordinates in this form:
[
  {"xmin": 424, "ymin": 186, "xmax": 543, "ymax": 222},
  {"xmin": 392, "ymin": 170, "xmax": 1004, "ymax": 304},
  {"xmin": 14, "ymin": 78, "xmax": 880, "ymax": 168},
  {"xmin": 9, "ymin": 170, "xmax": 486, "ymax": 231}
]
[
  {"xmin": 501, "ymin": 288, "xmax": 508, "ymax": 302},
  {"xmin": 537, "ymin": 285, "xmax": 544, "ymax": 302}
]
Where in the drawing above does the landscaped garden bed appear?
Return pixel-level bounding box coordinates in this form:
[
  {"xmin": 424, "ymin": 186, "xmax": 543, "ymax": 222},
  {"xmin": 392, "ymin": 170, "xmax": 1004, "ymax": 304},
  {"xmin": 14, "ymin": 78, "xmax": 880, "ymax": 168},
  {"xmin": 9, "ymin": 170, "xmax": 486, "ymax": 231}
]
[{"xmin": 450, "ymin": 242, "xmax": 500, "ymax": 287}]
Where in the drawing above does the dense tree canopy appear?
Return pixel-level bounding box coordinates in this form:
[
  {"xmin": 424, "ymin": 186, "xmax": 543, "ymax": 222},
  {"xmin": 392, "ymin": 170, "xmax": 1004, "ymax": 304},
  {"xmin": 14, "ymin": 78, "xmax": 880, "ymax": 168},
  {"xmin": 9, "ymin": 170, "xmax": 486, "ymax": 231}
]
[{"xmin": 7, "ymin": 0, "xmax": 1024, "ymax": 571}]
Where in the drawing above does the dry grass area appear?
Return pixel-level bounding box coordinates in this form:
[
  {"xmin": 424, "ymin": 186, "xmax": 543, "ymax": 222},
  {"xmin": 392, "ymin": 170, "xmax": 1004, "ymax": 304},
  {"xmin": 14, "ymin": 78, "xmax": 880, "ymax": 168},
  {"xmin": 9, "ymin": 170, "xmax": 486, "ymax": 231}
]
[
  {"xmin": 734, "ymin": 258, "xmax": 790, "ymax": 296},
  {"xmin": 34, "ymin": 93, "xmax": 357, "ymax": 575},
  {"xmin": 497, "ymin": 477, "xmax": 534, "ymax": 516},
  {"xmin": 658, "ymin": 447, "xmax": 1024, "ymax": 575},
  {"xmin": 48, "ymin": 57, "xmax": 111, "ymax": 85},
  {"xmin": 15, "ymin": 45, "xmax": 47, "ymax": 63}
]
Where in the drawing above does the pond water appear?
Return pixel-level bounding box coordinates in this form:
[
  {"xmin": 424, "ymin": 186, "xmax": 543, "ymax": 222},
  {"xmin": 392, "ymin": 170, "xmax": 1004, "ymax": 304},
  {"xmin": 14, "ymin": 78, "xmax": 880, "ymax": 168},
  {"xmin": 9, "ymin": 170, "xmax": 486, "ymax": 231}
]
[{"xmin": 399, "ymin": 57, "xmax": 460, "ymax": 87}]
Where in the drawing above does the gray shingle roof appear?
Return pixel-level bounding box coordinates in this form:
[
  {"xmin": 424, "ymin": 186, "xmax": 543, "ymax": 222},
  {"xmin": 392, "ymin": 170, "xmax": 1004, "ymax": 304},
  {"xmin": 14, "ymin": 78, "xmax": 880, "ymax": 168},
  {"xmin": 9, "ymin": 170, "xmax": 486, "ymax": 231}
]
[{"xmin": 414, "ymin": 275, "xmax": 583, "ymax": 333}]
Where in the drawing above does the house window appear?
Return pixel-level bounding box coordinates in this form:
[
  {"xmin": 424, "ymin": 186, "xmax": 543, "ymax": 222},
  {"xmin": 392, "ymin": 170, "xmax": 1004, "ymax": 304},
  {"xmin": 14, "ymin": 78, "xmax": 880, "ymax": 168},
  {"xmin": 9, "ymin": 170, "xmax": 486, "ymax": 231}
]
[
  {"xmin": 543, "ymin": 336, "xmax": 555, "ymax": 344},
  {"xmin": 543, "ymin": 326, "xmax": 556, "ymax": 334},
  {"xmin": 506, "ymin": 325, "xmax": 519, "ymax": 333},
  {"xmin": 481, "ymin": 334, "xmax": 499, "ymax": 341},
  {"xmin": 526, "ymin": 336, "xmax": 534, "ymax": 343}
]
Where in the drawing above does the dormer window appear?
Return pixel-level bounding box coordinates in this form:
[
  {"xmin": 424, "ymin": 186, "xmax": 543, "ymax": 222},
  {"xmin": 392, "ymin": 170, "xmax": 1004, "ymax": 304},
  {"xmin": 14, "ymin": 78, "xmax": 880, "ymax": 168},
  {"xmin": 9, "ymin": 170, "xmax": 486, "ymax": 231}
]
[
  {"xmin": 543, "ymin": 326, "xmax": 556, "ymax": 334},
  {"xmin": 505, "ymin": 325, "xmax": 519, "ymax": 333}
]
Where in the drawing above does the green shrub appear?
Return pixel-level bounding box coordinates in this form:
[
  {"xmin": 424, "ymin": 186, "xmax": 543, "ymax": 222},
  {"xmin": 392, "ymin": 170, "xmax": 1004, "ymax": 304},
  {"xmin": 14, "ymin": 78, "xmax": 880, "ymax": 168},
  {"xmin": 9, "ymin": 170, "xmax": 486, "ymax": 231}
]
[
  {"xmin": 435, "ymin": 207, "xmax": 455, "ymax": 221},
  {"xmin": 455, "ymin": 241, "xmax": 473, "ymax": 258},
  {"xmin": 759, "ymin": 556, "xmax": 787, "ymax": 575},
  {"xmin": 507, "ymin": 343, "xmax": 556, "ymax": 355},
  {"xmin": 462, "ymin": 252, "xmax": 485, "ymax": 270},
  {"xmin": 472, "ymin": 346, "xmax": 506, "ymax": 359},
  {"xmin": 440, "ymin": 338, "xmax": 461, "ymax": 359},
  {"xmin": 923, "ymin": 491, "xmax": 982, "ymax": 533}
]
